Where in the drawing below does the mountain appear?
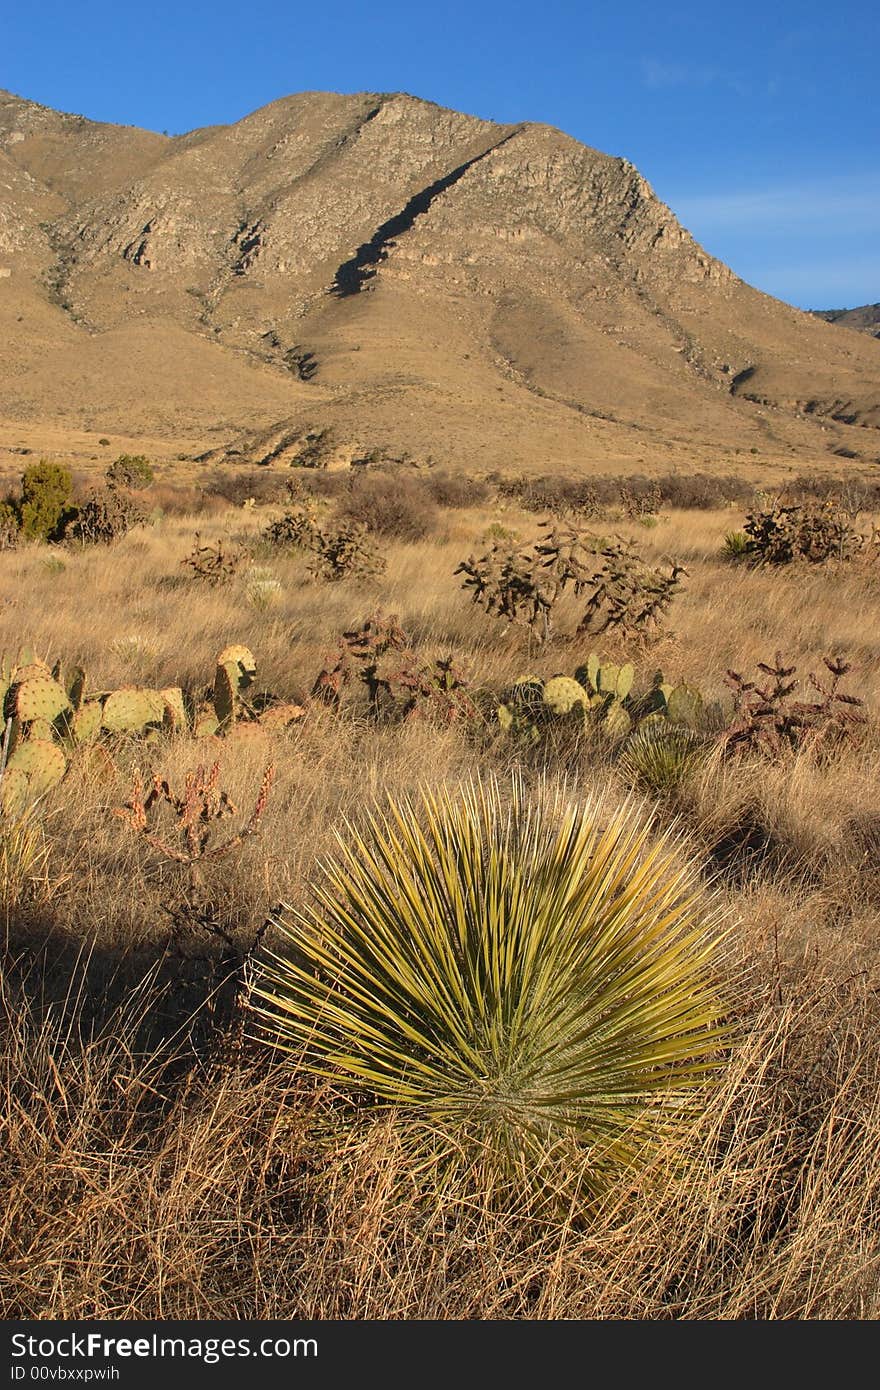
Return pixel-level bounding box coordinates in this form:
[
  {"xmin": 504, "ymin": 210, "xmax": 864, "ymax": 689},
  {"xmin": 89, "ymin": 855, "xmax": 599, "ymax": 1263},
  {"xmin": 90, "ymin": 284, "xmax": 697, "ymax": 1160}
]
[
  {"xmin": 1, "ymin": 87, "xmax": 878, "ymax": 475},
  {"xmin": 811, "ymin": 305, "xmax": 880, "ymax": 340}
]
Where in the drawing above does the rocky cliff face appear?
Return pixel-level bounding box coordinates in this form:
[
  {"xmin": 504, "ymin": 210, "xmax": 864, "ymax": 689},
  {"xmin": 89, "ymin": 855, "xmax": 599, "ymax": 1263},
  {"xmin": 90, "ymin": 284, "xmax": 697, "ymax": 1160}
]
[{"xmin": 0, "ymin": 87, "xmax": 877, "ymax": 470}]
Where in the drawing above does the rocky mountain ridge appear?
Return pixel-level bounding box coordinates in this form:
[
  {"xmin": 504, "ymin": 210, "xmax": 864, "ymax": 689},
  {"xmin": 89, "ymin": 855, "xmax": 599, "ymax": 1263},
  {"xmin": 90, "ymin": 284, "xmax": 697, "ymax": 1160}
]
[{"xmin": 1, "ymin": 87, "xmax": 878, "ymax": 474}]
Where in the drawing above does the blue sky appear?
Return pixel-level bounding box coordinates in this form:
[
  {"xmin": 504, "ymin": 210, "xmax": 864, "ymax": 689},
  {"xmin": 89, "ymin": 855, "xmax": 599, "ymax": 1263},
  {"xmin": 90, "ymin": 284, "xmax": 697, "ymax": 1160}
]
[{"xmin": 3, "ymin": 0, "xmax": 877, "ymax": 308}]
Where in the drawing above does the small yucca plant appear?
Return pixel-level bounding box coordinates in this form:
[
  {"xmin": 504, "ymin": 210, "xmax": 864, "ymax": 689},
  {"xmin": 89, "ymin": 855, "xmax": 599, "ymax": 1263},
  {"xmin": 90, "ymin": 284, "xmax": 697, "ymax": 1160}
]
[
  {"xmin": 619, "ymin": 723, "xmax": 707, "ymax": 796},
  {"xmin": 247, "ymin": 777, "xmax": 730, "ymax": 1196}
]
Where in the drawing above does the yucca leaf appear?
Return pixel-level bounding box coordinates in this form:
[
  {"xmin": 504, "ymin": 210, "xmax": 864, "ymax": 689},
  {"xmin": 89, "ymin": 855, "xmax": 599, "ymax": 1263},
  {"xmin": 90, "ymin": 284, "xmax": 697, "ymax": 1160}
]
[{"xmin": 246, "ymin": 775, "xmax": 733, "ymax": 1196}]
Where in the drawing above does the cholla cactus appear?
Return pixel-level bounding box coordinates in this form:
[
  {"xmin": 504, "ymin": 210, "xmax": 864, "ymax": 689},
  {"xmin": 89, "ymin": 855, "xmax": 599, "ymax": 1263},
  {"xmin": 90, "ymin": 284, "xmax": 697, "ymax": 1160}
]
[
  {"xmin": 577, "ymin": 540, "xmax": 686, "ymax": 639},
  {"xmin": 181, "ymin": 534, "xmax": 247, "ymax": 584},
  {"xmin": 114, "ymin": 759, "xmax": 275, "ymax": 888}
]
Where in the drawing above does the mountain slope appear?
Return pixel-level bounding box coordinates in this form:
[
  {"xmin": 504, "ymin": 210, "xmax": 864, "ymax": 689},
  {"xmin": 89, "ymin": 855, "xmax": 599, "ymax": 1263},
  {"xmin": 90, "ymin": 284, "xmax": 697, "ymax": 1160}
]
[
  {"xmin": 811, "ymin": 304, "xmax": 880, "ymax": 340},
  {"xmin": 1, "ymin": 87, "xmax": 878, "ymax": 473}
]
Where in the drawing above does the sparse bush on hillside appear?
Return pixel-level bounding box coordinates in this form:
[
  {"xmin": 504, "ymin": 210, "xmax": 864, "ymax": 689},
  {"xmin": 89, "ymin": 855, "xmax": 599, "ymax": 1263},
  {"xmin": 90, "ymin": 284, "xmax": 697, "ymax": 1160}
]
[
  {"xmin": 202, "ymin": 470, "xmax": 290, "ymax": 508},
  {"xmin": 654, "ymin": 472, "xmax": 754, "ymax": 510},
  {"xmin": 0, "ymin": 501, "xmax": 19, "ymax": 551},
  {"xmin": 424, "ymin": 470, "xmax": 491, "ymax": 508},
  {"xmin": 743, "ymin": 499, "xmax": 867, "ymax": 565},
  {"xmin": 308, "ymin": 520, "xmax": 386, "ymax": 582},
  {"xmin": 335, "ymin": 472, "xmax": 439, "ymax": 541},
  {"xmin": 65, "ymin": 487, "xmax": 148, "ymax": 545},
  {"xmin": 106, "ymin": 454, "xmax": 154, "ymax": 489},
  {"xmin": 619, "ymin": 481, "xmax": 662, "ymax": 519},
  {"xmin": 495, "ymin": 473, "xmax": 606, "ymax": 518},
  {"xmin": 17, "ymin": 460, "xmax": 74, "ymax": 542}
]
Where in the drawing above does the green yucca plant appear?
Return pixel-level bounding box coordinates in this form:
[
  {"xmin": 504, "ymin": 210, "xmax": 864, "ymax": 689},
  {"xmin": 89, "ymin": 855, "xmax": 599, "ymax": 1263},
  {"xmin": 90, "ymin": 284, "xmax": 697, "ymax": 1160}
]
[
  {"xmin": 247, "ymin": 777, "xmax": 731, "ymax": 1197},
  {"xmin": 619, "ymin": 723, "xmax": 707, "ymax": 796}
]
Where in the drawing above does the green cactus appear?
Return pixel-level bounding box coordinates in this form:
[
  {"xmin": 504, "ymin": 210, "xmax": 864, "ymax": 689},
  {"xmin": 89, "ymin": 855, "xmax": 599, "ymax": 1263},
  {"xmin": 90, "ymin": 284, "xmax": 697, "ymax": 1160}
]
[
  {"xmin": 66, "ymin": 667, "xmax": 86, "ymax": 711},
  {"xmin": 193, "ymin": 707, "xmax": 221, "ymax": 738},
  {"xmin": 602, "ymin": 702, "xmax": 633, "ymax": 740},
  {"xmin": 1, "ymin": 737, "xmax": 67, "ymax": 810},
  {"xmin": 666, "ymin": 683, "xmax": 704, "ymax": 729},
  {"xmin": 542, "ymin": 676, "xmax": 589, "ymax": 716},
  {"xmin": 28, "ymin": 718, "xmax": 55, "ymax": 742},
  {"xmin": 5, "ymin": 675, "xmax": 71, "ymax": 725},
  {"xmin": 160, "ymin": 686, "xmax": 187, "ymax": 731},
  {"xmin": 257, "ymin": 702, "xmax": 306, "ymax": 730},
  {"xmin": 101, "ymin": 686, "xmax": 165, "ymax": 734},
  {"xmin": 213, "ymin": 661, "xmax": 239, "ymax": 729},
  {"xmin": 216, "ymin": 644, "xmax": 256, "ymax": 689},
  {"xmin": 72, "ymin": 702, "xmax": 103, "ymax": 745}
]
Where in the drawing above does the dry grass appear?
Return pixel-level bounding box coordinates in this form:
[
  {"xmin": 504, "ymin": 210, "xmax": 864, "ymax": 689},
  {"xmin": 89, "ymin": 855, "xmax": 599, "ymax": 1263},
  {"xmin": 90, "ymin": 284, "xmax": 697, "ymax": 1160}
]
[{"xmin": 2, "ymin": 492, "xmax": 880, "ymax": 1319}]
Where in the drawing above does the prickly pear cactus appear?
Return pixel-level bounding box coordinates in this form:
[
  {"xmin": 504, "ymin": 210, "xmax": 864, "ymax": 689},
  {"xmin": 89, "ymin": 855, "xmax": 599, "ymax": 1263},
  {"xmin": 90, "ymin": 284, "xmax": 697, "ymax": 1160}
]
[
  {"xmin": 542, "ymin": 676, "xmax": 589, "ymax": 716},
  {"xmin": 5, "ymin": 675, "xmax": 71, "ymax": 725},
  {"xmin": 1, "ymin": 737, "xmax": 67, "ymax": 810},
  {"xmin": 257, "ymin": 702, "xmax": 306, "ymax": 730},
  {"xmin": 213, "ymin": 662, "xmax": 239, "ymax": 728},
  {"xmin": 193, "ymin": 707, "xmax": 221, "ymax": 738},
  {"xmin": 216, "ymin": 645, "xmax": 256, "ymax": 689},
  {"xmin": 101, "ymin": 686, "xmax": 165, "ymax": 734},
  {"xmin": 72, "ymin": 702, "xmax": 103, "ymax": 745},
  {"xmin": 160, "ymin": 686, "xmax": 187, "ymax": 732},
  {"xmin": 602, "ymin": 702, "xmax": 632, "ymax": 740},
  {"xmin": 666, "ymin": 683, "xmax": 704, "ymax": 729}
]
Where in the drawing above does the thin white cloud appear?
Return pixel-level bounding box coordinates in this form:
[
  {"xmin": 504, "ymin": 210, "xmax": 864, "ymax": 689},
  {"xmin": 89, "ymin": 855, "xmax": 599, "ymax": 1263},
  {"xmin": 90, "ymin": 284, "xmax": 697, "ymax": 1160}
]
[
  {"xmin": 639, "ymin": 57, "xmax": 751, "ymax": 98},
  {"xmin": 673, "ymin": 177, "xmax": 880, "ymax": 233},
  {"xmin": 744, "ymin": 257, "xmax": 880, "ymax": 306}
]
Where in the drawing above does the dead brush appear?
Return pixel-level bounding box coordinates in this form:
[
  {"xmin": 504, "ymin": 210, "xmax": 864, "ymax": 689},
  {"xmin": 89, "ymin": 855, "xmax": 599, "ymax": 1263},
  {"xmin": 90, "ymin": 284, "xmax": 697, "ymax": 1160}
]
[
  {"xmin": 721, "ymin": 653, "xmax": 867, "ymax": 759},
  {"xmin": 114, "ymin": 759, "xmax": 275, "ymax": 955},
  {"xmin": 181, "ymin": 533, "xmax": 247, "ymax": 584}
]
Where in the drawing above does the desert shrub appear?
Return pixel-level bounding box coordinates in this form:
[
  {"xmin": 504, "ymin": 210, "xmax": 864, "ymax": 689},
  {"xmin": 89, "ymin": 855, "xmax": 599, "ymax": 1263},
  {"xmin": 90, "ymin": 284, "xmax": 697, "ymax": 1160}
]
[
  {"xmin": 149, "ymin": 484, "xmax": 226, "ymax": 517},
  {"xmin": 721, "ymin": 653, "xmax": 867, "ymax": 758},
  {"xmin": 311, "ymin": 614, "xmax": 477, "ymax": 723},
  {"xmin": 247, "ymin": 776, "xmax": 731, "ymax": 1200},
  {"xmin": 335, "ymin": 472, "xmax": 438, "ymax": 541},
  {"xmin": 743, "ymin": 500, "xmax": 865, "ymax": 565},
  {"xmin": 424, "ymin": 470, "xmax": 491, "ymax": 508},
  {"xmin": 181, "ymin": 533, "xmax": 247, "ymax": 584},
  {"xmin": 0, "ymin": 500, "xmax": 19, "ymax": 550},
  {"xmin": 619, "ymin": 480, "xmax": 662, "ymax": 519},
  {"xmin": 308, "ymin": 520, "xmax": 385, "ymax": 582},
  {"xmin": 106, "ymin": 454, "xmax": 154, "ymax": 489},
  {"xmin": 18, "ymin": 460, "xmax": 74, "ymax": 541},
  {"xmin": 618, "ymin": 723, "xmax": 706, "ymax": 796},
  {"xmin": 284, "ymin": 471, "xmax": 351, "ymax": 503},
  {"xmin": 495, "ymin": 474, "xmax": 607, "ymax": 518},
  {"xmin": 65, "ymin": 488, "xmax": 148, "ymax": 544},
  {"xmin": 261, "ymin": 504, "xmax": 319, "ymax": 549},
  {"xmin": 789, "ymin": 474, "xmax": 880, "ymax": 509},
  {"xmin": 244, "ymin": 567, "xmax": 283, "ymax": 609},
  {"xmin": 722, "ymin": 530, "xmax": 749, "ymax": 560},
  {"xmin": 654, "ymin": 472, "xmax": 754, "ymax": 510},
  {"xmin": 576, "ymin": 539, "xmax": 687, "ymax": 639},
  {"xmin": 201, "ymin": 470, "xmax": 290, "ymax": 507}
]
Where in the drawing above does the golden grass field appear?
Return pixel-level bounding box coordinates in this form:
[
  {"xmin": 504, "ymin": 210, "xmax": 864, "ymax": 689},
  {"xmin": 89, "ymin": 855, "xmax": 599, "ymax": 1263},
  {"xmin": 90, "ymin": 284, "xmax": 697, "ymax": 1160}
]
[{"xmin": 2, "ymin": 472, "xmax": 880, "ymax": 1319}]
